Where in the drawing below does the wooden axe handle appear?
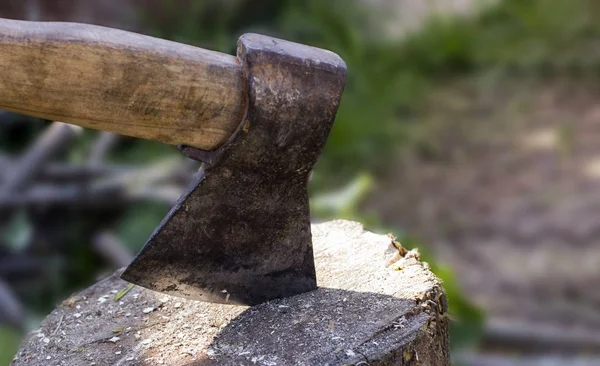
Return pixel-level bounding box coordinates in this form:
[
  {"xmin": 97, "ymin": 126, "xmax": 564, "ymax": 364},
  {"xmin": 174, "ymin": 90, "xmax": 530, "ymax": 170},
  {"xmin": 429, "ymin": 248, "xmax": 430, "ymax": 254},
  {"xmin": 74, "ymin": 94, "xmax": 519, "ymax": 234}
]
[{"xmin": 0, "ymin": 18, "xmax": 246, "ymax": 150}]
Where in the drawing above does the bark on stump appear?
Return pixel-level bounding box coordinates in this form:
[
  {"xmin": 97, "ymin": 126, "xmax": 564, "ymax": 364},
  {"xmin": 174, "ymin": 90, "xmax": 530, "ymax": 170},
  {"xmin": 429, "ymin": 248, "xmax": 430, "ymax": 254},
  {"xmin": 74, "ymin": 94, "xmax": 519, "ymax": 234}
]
[{"xmin": 13, "ymin": 220, "xmax": 449, "ymax": 365}]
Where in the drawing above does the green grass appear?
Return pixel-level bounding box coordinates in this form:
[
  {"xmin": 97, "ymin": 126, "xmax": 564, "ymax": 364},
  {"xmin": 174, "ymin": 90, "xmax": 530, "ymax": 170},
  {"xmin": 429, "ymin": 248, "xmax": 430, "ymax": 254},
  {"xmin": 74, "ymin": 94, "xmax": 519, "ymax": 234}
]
[{"xmin": 397, "ymin": 0, "xmax": 600, "ymax": 75}]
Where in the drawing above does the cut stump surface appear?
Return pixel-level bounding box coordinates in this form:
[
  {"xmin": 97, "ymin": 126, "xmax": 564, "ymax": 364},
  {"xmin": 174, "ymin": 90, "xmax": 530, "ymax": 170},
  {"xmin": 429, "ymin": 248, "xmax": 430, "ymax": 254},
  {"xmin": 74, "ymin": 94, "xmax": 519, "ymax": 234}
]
[{"xmin": 13, "ymin": 220, "xmax": 449, "ymax": 365}]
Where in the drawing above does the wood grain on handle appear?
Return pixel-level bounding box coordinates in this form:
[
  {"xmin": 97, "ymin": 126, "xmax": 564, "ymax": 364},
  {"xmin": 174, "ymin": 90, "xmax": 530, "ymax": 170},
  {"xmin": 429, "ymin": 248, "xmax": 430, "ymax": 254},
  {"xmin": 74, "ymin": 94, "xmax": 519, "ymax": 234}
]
[{"xmin": 0, "ymin": 18, "xmax": 246, "ymax": 150}]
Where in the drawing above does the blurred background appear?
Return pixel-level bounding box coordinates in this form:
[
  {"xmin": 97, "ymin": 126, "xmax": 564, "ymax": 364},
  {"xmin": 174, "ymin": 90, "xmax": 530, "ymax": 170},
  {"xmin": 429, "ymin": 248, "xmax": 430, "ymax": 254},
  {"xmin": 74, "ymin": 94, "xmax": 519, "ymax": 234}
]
[{"xmin": 1, "ymin": 0, "xmax": 600, "ymax": 364}]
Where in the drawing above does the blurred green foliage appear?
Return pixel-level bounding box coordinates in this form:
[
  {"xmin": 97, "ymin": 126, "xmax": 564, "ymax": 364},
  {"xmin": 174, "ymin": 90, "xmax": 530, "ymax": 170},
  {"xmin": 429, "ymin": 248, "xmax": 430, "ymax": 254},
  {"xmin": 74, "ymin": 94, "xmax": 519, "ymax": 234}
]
[
  {"xmin": 399, "ymin": 0, "xmax": 600, "ymax": 76},
  {"xmin": 0, "ymin": 326, "xmax": 21, "ymax": 365},
  {"xmin": 116, "ymin": 202, "xmax": 172, "ymax": 252},
  {"xmin": 2, "ymin": 210, "xmax": 33, "ymax": 252}
]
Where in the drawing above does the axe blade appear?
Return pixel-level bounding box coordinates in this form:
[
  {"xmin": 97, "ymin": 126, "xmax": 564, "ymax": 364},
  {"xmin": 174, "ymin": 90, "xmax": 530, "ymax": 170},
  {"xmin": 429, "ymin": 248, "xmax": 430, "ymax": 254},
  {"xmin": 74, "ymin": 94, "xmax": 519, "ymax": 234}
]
[{"xmin": 121, "ymin": 34, "xmax": 347, "ymax": 305}]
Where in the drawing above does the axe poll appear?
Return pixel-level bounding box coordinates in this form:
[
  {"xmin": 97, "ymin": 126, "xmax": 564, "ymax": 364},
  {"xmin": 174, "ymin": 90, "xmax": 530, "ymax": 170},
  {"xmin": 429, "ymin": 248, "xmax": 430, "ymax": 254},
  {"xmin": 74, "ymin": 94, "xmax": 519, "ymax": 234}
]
[{"xmin": 0, "ymin": 18, "xmax": 347, "ymax": 305}]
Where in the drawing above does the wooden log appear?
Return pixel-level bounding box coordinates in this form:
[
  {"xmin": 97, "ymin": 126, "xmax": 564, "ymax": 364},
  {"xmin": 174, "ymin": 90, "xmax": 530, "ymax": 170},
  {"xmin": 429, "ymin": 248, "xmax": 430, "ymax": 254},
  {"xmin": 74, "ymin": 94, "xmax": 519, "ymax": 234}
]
[{"xmin": 12, "ymin": 221, "xmax": 449, "ymax": 365}]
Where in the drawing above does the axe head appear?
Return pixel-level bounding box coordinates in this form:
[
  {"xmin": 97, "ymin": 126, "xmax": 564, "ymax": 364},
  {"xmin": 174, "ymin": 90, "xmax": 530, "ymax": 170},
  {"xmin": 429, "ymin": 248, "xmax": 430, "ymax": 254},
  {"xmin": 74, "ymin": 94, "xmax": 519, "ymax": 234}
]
[{"xmin": 121, "ymin": 34, "xmax": 347, "ymax": 305}]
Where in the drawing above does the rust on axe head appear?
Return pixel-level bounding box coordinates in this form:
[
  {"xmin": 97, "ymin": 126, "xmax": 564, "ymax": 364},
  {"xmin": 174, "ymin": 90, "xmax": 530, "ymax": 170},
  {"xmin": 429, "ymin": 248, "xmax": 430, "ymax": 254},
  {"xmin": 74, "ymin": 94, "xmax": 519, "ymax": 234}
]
[{"xmin": 121, "ymin": 34, "xmax": 347, "ymax": 305}]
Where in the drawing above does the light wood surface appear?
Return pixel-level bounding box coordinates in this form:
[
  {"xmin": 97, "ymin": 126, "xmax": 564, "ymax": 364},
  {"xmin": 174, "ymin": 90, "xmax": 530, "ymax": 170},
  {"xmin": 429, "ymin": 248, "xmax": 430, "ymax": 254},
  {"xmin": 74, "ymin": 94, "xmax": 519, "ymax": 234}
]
[
  {"xmin": 0, "ymin": 18, "xmax": 245, "ymax": 150},
  {"xmin": 13, "ymin": 221, "xmax": 449, "ymax": 365}
]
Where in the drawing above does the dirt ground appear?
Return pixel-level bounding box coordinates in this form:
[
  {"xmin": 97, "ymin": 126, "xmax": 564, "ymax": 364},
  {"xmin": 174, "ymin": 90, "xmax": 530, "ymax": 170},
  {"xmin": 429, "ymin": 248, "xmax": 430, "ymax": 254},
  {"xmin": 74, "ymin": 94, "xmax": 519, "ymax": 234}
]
[{"xmin": 367, "ymin": 77, "xmax": 600, "ymax": 350}]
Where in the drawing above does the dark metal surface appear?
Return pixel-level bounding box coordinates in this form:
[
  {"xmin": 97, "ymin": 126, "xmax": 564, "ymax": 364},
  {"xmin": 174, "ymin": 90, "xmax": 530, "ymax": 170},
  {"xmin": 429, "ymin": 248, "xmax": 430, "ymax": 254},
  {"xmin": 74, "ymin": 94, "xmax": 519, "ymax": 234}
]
[{"xmin": 121, "ymin": 34, "xmax": 347, "ymax": 305}]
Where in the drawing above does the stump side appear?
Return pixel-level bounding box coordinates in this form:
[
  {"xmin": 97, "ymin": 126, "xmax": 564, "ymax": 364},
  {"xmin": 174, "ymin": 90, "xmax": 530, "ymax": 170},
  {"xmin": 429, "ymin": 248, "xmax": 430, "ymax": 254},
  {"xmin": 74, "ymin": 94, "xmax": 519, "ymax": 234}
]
[{"xmin": 12, "ymin": 220, "xmax": 449, "ymax": 366}]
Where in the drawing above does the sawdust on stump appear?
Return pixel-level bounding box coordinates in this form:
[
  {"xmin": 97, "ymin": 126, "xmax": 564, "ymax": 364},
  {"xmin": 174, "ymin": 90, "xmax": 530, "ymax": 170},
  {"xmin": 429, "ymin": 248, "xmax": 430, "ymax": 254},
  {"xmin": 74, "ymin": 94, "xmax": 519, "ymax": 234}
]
[{"xmin": 12, "ymin": 220, "xmax": 449, "ymax": 365}]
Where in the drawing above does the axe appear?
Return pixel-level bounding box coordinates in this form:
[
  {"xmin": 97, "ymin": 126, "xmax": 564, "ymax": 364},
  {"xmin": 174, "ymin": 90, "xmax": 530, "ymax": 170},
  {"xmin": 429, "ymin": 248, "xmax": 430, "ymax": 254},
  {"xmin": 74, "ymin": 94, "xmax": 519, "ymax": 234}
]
[{"xmin": 0, "ymin": 18, "xmax": 346, "ymax": 305}]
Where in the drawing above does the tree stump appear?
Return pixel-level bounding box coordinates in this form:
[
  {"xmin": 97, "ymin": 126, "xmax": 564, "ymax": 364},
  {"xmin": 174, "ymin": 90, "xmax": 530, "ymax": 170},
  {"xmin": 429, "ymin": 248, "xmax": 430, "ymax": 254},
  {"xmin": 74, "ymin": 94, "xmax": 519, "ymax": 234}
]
[{"xmin": 12, "ymin": 221, "xmax": 449, "ymax": 365}]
